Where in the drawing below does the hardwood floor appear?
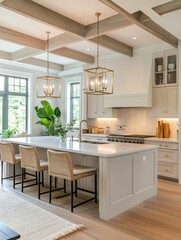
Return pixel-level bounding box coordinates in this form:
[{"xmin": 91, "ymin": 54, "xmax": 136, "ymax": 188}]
[{"xmin": 2, "ymin": 178, "xmax": 181, "ymax": 240}]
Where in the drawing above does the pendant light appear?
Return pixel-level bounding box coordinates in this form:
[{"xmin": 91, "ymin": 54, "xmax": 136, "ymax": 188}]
[
  {"xmin": 36, "ymin": 31, "xmax": 61, "ymax": 98},
  {"xmin": 84, "ymin": 13, "xmax": 114, "ymax": 95}
]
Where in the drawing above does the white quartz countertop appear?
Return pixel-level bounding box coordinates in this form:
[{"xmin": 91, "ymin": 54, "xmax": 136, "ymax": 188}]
[
  {"xmin": 145, "ymin": 137, "xmax": 178, "ymax": 143},
  {"xmin": 5, "ymin": 136, "xmax": 158, "ymax": 157}
]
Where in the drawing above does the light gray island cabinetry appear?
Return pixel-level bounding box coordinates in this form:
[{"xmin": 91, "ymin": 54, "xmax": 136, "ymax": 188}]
[{"xmin": 5, "ymin": 136, "xmax": 158, "ymax": 220}]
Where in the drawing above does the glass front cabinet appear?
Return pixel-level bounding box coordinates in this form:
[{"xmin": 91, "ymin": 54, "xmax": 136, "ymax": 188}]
[{"xmin": 153, "ymin": 49, "xmax": 178, "ymax": 86}]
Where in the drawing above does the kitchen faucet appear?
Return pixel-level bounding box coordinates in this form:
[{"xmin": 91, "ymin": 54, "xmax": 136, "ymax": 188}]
[{"xmin": 79, "ymin": 120, "xmax": 88, "ymax": 142}]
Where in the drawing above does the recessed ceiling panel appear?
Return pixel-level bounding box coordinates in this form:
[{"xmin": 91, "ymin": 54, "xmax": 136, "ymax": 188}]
[
  {"xmin": 0, "ymin": 40, "xmax": 24, "ymax": 52},
  {"xmin": 0, "ymin": 7, "xmax": 63, "ymax": 39},
  {"xmin": 68, "ymin": 40, "xmax": 117, "ymax": 57},
  {"xmin": 32, "ymin": 0, "xmax": 117, "ymax": 25},
  {"xmin": 107, "ymin": 25, "xmax": 164, "ymax": 48},
  {"xmin": 35, "ymin": 53, "xmax": 77, "ymax": 65},
  {"xmin": 113, "ymin": 0, "xmax": 170, "ymax": 14}
]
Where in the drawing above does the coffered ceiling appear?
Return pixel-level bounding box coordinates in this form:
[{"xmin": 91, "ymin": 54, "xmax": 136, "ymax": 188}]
[{"xmin": 0, "ymin": 0, "xmax": 181, "ymax": 72}]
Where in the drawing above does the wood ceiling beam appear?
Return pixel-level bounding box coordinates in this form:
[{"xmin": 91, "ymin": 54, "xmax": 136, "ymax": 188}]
[
  {"xmin": 99, "ymin": 0, "xmax": 178, "ymax": 48},
  {"xmin": 51, "ymin": 47, "xmax": 94, "ymax": 64},
  {"xmin": 86, "ymin": 14, "xmax": 132, "ymax": 38},
  {"xmin": 20, "ymin": 57, "xmax": 64, "ymax": 71},
  {"xmin": 153, "ymin": 0, "xmax": 181, "ymax": 15},
  {"xmin": 0, "ymin": 26, "xmax": 45, "ymax": 50},
  {"xmin": 0, "ymin": 0, "xmax": 86, "ymax": 37},
  {"xmin": 0, "ymin": 50, "xmax": 11, "ymax": 60},
  {"xmin": 11, "ymin": 48, "xmax": 43, "ymax": 61},
  {"xmin": 90, "ymin": 35, "xmax": 133, "ymax": 57},
  {"xmin": 49, "ymin": 33, "xmax": 82, "ymax": 51}
]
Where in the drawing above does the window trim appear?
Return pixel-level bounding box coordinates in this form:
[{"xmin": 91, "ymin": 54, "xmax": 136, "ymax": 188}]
[{"xmin": 0, "ymin": 74, "xmax": 29, "ymax": 133}]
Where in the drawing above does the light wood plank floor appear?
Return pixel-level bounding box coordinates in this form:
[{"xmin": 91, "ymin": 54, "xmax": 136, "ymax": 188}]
[{"xmin": 2, "ymin": 178, "xmax": 181, "ymax": 240}]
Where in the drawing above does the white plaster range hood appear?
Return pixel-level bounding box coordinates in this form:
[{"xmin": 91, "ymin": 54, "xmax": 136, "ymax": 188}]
[
  {"xmin": 104, "ymin": 53, "xmax": 152, "ymax": 108},
  {"xmin": 104, "ymin": 92, "xmax": 152, "ymax": 108}
]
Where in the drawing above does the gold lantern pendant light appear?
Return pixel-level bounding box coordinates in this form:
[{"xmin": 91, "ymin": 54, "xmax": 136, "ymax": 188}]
[
  {"xmin": 84, "ymin": 13, "xmax": 114, "ymax": 95},
  {"xmin": 36, "ymin": 31, "xmax": 61, "ymax": 98}
]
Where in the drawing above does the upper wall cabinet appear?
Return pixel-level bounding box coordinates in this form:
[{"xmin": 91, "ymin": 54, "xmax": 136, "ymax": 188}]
[
  {"xmin": 87, "ymin": 95, "xmax": 117, "ymax": 118},
  {"xmin": 153, "ymin": 49, "xmax": 178, "ymax": 87},
  {"xmin": 152, "ymin": 49, "xmax": 178, "ymax": 118}
]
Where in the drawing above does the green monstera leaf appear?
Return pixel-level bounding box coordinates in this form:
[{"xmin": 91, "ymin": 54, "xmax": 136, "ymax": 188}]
[{"xmin": 34, "ymin": 100, "xmax": 61, "ymax": 136}]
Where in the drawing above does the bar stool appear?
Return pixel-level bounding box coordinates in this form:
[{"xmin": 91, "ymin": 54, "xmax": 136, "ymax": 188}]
[
  {"xmin": 47, "ymin": 149, "xmax": 97, "ymax": 212},
  {"xmin": 19, "ymin": 145, "xmax": 48, "ymax": 199},
  {"xmin": 0, "ymin": 142, "xmax": 21, "ymax": 189}
]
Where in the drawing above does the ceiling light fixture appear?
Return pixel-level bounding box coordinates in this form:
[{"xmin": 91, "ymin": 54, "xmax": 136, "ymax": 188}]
[
  {"xmin": 36, "ymin": 31, "xmax": 61, "ymax": 98},
  {"xmin": 84, "ymin": 13, "xmax": 114, "ymax": 95}
]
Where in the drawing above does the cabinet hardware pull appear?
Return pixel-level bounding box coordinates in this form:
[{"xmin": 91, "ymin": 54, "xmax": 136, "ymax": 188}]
[
  {"xmin": 165, "ymin": 155, "xmax": 168, "ymax": 157},
  {"xmin": 165, "ymin": 169, "xmax": 168, "ymax": 172}
]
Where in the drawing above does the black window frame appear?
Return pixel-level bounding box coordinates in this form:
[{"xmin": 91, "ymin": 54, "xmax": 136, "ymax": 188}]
[{"xmin": 0, "ymin": 74, "xmax": 28, "ymax": 133}]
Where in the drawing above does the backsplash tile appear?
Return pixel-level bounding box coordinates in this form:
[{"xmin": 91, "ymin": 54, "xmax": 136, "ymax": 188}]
[{"xmin": 88, "ymin": 108, "xmax": 178, "ymax": 139}]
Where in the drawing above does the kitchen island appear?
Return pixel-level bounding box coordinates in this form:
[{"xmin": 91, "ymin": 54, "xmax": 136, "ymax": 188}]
[{"xmin": 5, "ymin": 136, "xmax": 158, "ymax": 220}]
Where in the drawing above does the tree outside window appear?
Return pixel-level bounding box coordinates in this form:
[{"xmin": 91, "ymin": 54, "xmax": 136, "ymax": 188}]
[{"xmin": 0, "ymin": 74, "xmax": 28, "ymax": 134}]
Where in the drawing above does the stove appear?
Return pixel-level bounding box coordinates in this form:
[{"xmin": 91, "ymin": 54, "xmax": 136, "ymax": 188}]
[{"xmin": 107, "ymin": 134, "xmax": 155, "ymax": 144}]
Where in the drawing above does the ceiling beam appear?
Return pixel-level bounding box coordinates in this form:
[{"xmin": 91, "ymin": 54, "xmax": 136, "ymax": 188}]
[
  {"xmin": 20, "ymin": 57, "xmax": 64, "ymax": 71},
  {"xmin": 49, "ymin": 33, "xmax": 82, "ymax": 51},
  {"xmin": 153, "ymin": 0, "xmax": 181, "ymax": 15},
  {"xmin": 0, "ymin": 0, "xmax": 86, "ymax": 37},
  {"xmin": 0, "ymin": 50, "xmax": 11, "ymax": 60},
  {"xmin": 11, "ymin": 48, "xmax": 43, "ymax": 61},
  {"xmin": 0, "ymin": 26, "xmax": 45, "ymax": 50},
  {"xmin": 86, "ymin": 14, "xmax": 132, "ymax": 38},
  {"xmin": 51, "ymin": 47, "xmax": 94, "ymax": 64},
  {"xmin": 90, "ymin": 35, "xmax": 133, "ymax": 57},
  {"xmin": 99, "ymin": 0, "xmax": 178, "ymax": 48}
]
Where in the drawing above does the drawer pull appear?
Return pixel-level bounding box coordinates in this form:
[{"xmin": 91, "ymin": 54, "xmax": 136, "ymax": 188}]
[
  {"xmin": 165, "ymin": 169, "xmax": 168, "ymax": 172},
  {"xmin": 165, "ymin": 145, "xmax": 168, "ymax": 147},
  {"xmin": 165, "ymin": 155, "xmax": 168, "ymax": 157}
]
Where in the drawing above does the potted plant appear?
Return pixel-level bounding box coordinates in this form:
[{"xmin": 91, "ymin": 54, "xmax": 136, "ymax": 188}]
[
  {"xmin": 55, "ymin": 119, "xmax": 75, "ymax": 141},
  {"xmin": 2, "ymin": 128, "xmax": 17, "ymax": 138},
  {"xmin": 34, "ymin": 100, "xmax": 61, "ymax": 136}
]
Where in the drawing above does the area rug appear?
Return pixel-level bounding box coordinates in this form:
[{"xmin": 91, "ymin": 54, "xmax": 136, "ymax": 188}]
[{"xmin": 0, "ymin": 188, "xmax": 83, "ymax": 239}]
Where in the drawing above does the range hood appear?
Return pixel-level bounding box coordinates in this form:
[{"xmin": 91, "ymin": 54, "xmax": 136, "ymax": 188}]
[
  {"xmin": 103, "ymin": 52, "xmax": 152, "ymax": 108},
  {"xmin": 104, "ymin": 92, "xmax": 152, "ymax": 108}
]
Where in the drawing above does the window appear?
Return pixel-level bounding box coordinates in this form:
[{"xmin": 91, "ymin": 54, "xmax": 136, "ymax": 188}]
[
  {"xmin": 0, "ymin": 74, "xmax": 28, "ymax": 134},
  {"xmin": 69, "ymin": 82, "xmax": 80, "ymax": 128}
]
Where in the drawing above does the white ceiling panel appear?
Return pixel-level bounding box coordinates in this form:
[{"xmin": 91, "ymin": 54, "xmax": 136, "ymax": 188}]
[
  {"xmin": 32, "ymin": 0, "xmax": 117, "ymax": 24},
  {"xmin": 35, "ymin": 53, "xmax": 77, "ymax": 65},
  {"xmin": 113, "ymin": 0, "xmax": 171, "ymax": 14},
  {"xmin": 0, "ymin": 7, "xmax": 63, "ymax": 39},
  {"xmin": 68, "ymin": 40, "xmax": 116, "ymax": 57},
  {"xmin": 107, "ymin": 25, "xmax": 164, "ymax": 48},
  {"xmin": 0, "ymin": 40, "xmax": 24, "ymax": 52}
]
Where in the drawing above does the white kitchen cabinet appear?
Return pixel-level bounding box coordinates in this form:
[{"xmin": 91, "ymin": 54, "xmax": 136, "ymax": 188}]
[
  {"xmin": 144, "ymin": 139, "xmax": 179, "ymax": 180},
  {"xmin": 153, "ymin": 49, "xmax": 178, "ymax": 86},
  {"xmin": 87, "ymin": 95, "xmax": 117, "ymax": 118},
  {"xmin": 152, "ymin": 86, "xmax": 178, "ymax": 117}
]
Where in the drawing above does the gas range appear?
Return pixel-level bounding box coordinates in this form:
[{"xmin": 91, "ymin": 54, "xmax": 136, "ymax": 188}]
[{"xmin": 107, "ymin": 134, "xmax": 155, "ymax": 144}]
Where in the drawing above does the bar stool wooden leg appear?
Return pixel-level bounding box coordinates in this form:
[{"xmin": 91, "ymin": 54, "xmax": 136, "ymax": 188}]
[
  {"xmin": 49, "ymin": 175, "xmax": 52, "ymax": 204},
  {"xmin": 75, "ymin": 180, "xmax": 78, "ymax": 197},
  {"xmin": 38, "ymin": 171, "xmax": 41, "ymax": 199},
  {"xmin": 71, "ymin": 181, "xmax": 74, "ymax": 213},
  {"xmin": 21, "ymin": 167, "xmax": 24, "ymax": 192},
  {"xmin": 13, "ymin": 164, "xmax": 15, "ymax": 189},
  {"xmin": 42, "ymin": 171, "xmax": 44, "ymax": 187},
  {"xmin": 64, "ymin": 179, "xmax": 66, "ymax": 193}
]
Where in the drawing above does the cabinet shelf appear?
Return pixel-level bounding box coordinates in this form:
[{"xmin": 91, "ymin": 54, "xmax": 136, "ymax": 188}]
[{"xmin": 153, "ymin": 50, "xmax": 177, "ymax": 86}]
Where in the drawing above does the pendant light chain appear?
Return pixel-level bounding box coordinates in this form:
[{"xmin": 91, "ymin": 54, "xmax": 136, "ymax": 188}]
[
  {"xmin": 46, "ymin": 31, "xmax": 50, "ymax": 76},
  {"xmin": 96, "ymin": 13, "xmax": 101, "ymax": 68}
]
